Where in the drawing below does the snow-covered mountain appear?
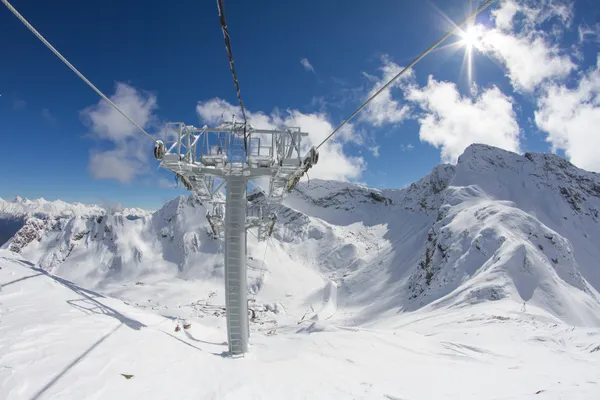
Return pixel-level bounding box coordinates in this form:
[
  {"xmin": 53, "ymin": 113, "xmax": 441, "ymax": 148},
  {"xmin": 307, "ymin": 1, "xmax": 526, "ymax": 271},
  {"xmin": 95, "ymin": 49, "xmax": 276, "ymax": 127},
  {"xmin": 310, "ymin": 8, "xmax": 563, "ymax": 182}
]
[
  {"xmin": 0, "ymin": 196, "xmax": 105, "ymax": 218},
  {"xmin": 0, "ymin": 197, "xmax": 150, "ymax": 250},
  {"xmin": 2, "ymin": 144, "xmax": 600, "ymax": 399},
  {"xmin": 0, "ymin": 197, "xmax": 99, "ymax": 247},
  {"xmin": 2, "ymin": 144, "xmax": 600, "ymax": 327},
  {"xmin": 0, "ymin": 196, "xmax": 149, "ymax": 219}
]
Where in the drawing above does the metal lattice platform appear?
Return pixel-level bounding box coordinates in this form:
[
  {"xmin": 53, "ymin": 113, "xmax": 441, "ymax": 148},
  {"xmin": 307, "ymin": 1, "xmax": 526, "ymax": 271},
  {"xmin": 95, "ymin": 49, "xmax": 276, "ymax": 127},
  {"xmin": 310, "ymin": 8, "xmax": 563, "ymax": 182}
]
[{"xmin": 154, "ymin": 120, "xmax": 318, "ymax": 355}]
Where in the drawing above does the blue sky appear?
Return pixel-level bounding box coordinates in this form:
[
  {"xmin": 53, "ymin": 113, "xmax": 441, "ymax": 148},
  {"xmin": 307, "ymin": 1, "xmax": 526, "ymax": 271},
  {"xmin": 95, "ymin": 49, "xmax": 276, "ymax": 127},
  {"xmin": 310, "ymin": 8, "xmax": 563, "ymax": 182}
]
[{"xmin": 1, "ymin": 0, "xmax": 599, "ymax": 209}]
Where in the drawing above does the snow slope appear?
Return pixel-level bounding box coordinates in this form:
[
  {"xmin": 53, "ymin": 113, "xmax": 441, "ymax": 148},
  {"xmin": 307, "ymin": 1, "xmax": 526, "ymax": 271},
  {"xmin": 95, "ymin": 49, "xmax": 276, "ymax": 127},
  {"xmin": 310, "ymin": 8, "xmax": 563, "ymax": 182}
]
[{"xmin": 1, "ymin": 250, "xmax": 599, "ymax": 399}]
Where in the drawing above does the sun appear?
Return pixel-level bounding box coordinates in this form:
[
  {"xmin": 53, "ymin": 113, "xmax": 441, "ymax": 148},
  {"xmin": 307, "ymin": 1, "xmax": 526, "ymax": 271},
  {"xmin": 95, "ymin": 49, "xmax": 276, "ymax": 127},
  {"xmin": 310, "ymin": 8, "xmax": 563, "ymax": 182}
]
[
  {"xmin": 459, "ymin": 22, "xmax": 487, "ymax": 53},
  {"xmin": 457, "ymin": 24, "xmax": 485, "ymax": 89},
  {"xmin": 460, "ymin": 26, "xmax": 480, "ymax": 51}
]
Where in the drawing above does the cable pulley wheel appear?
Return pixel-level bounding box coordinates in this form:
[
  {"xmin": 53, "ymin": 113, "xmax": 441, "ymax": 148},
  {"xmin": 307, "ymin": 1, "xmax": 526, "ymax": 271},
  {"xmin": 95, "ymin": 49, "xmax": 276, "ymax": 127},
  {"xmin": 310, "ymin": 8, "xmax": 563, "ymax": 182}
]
[{"xmin": 154, "ymin": 140, "xmax": 166, "ymax": 160}]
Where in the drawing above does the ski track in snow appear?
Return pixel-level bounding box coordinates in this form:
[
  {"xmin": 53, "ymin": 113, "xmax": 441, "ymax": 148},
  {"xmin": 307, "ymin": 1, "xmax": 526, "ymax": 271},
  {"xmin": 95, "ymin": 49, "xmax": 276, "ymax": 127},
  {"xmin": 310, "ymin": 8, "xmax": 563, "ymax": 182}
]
[{"xmin": 1, "ymin": 144, "xmax": 600, "ymax": 398}]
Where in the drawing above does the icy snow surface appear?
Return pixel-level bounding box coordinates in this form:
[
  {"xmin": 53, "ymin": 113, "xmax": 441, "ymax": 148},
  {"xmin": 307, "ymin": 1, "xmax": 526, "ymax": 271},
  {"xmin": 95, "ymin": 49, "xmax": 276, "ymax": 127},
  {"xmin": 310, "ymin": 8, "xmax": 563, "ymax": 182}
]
[{"xmin": 1, "ymin": 144, "xmax": 600, "ymax": 398}]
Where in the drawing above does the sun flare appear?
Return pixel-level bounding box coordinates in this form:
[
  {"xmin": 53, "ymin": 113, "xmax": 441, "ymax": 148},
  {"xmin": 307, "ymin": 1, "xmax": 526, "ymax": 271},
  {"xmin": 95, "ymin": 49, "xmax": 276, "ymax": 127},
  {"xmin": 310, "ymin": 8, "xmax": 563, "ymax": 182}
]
[
  {"xmin": 457, "ymin": 24, "xmax": 486, "ymax": 90},
  {"xmin": 461, "ymin": 26, "xmax": 480, "ymax": 51}
]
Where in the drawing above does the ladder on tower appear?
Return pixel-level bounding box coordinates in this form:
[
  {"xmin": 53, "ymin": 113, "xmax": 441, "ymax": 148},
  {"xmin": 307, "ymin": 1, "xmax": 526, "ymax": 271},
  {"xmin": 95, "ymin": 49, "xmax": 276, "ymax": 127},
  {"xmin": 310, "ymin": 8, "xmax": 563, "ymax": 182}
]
[{"xmin": 224, "ymin": 176, "xmax": 249, "ymax": 355}]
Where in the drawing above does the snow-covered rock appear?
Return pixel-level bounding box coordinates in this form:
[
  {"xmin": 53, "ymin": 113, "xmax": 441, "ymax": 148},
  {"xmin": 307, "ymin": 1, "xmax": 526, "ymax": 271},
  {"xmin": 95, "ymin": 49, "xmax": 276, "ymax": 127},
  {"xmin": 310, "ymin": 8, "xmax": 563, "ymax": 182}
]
[
  {"xmin": 0, "ymin": 197, "xmax": 150, "ymax": 248},
  {"xmin": 3, "ymin": 144, "xmax": 600, "ymax": 327},
  {"xmin": 278, "ymin": 144, "xmax": 600, "ymax": 326}
]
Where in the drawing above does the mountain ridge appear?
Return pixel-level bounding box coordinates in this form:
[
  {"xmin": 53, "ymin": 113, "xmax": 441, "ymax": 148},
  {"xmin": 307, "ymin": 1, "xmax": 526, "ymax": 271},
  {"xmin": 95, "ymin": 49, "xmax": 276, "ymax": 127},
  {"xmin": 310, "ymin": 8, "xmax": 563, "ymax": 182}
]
[{"xmin": 2, "ymin": 144, "xmax": 600, "ymax": 326}]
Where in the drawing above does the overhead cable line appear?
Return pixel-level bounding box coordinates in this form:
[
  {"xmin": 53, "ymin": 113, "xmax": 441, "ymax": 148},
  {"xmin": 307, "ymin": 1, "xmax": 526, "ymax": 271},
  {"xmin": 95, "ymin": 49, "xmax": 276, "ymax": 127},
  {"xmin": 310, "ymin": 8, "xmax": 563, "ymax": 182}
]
[
  {"xmin": 315, "ymin": 0, "xmax": 497, "ymax": 150},
  {"xmin": 1, "ymin": 0, "xmax": 157, "ymax": 144},
  {"xmin": 216, "ymin": 0, "xmax": 249, "ymax": 150}
]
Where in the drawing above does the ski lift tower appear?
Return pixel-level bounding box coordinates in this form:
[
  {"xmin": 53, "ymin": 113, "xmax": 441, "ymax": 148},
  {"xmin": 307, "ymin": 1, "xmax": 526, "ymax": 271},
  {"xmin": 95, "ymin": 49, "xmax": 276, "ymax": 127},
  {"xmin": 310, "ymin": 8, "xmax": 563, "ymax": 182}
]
[{"xmin": 153, "ymin": 120, "xmax": 318, "ymax": 355}]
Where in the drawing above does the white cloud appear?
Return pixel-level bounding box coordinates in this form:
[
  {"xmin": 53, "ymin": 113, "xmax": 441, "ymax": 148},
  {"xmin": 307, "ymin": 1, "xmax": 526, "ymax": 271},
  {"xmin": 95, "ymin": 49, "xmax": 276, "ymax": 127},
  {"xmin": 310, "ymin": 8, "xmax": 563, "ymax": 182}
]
[
  {"xmin": 196, "ymin": 97, "xmax": 274, "ymax": 129},
  {"xmin": 100, "ymin": 200, "xmax": 125, "ymax": 214},
  {"xmin": 482, "ymin": 30, "xmax": 575, "ymax": 92},
  {"xmin": 89, "ymin": 147, "xmax": 143, "ymax": 183},
  {"xmin": 481, "ymin": 0, "xmax": 576, "ymax": 93},
  {"xmin": 491, "ymin": 0, "xmax": 520, "ymax": 31},
  {"xmin": 535, "ymin": 56, "xmax": 600, "ymax": 173},
  {"xmin": 81, "ymin": 83, "xmax": 158, "ymax": 142},
  {"xmin": 196, "ymin": 99, "xmax": 365, "ymax": 181},
  {"xmin": 13, "ymin": 99, "xmax": 26, "ymax": 110},
  {"xmin": 492, "ymin": 0, "xmax": 573, "ymax": 32},
  {"xmin": 579, "ymin": 23, "xmax": 600, "ymax": 43},
  {"xmin": 300, "ymin": 58, "xmax": 315, "ymax": 73},
  {"xmin": 158, "ymin": 176, "xmax": 177, "ymax": 188},
  {"xmin": 282, "ymin": 111, "xmax": 365, "ymax": 180},
  {"xmin": 400, "ymin": 143, "xmax": 414, "ymax": 152},
  {"xmin": 406, "ymin": 77, "xmax": 520, "ymax": 163},
  {"xmin": 360, "ymin": 56, "xmax": 412, "ymax": 126},
  {"xmin": 80, "ymin": 83, "xmax": 159, "ymax": 183},
  {"xmin": 479, "ymin": 0, "xmax": 599, "ymax": 172},
  {"xmin": 368, "ymin": 146, "xmax": 380, "ymax": 157},
  {"xmin": 40, "ymin": 108, "xmax": 56, "ymax": 123}
]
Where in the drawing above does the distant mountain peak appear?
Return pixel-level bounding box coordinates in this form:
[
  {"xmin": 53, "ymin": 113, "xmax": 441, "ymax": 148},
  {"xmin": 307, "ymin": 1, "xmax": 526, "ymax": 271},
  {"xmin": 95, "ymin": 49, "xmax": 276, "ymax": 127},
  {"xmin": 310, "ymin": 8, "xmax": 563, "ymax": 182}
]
[{"xmin": 0, "ymin": 197, "xmax": 150, "ymax": 220}]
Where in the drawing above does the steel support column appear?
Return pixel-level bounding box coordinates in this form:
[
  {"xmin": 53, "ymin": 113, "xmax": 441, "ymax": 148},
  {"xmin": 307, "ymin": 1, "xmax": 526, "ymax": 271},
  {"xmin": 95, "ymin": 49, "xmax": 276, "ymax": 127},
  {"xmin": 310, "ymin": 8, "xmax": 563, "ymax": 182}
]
[{"xmin": 224, "ymin": 175, "xmax": 249, "ymax": 355}]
